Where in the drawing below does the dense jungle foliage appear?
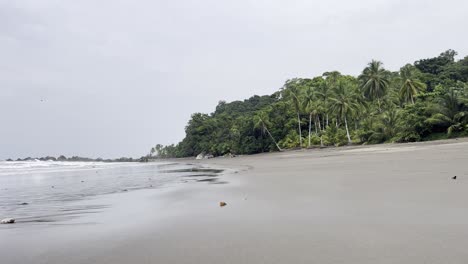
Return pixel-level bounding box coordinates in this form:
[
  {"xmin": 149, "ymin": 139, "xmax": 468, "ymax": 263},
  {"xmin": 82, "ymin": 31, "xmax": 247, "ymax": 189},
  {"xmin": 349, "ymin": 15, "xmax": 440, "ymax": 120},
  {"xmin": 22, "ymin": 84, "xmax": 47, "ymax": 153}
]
[{"xmin": 151, "ymin": 50, "xmax": 468, "ymax": 158}]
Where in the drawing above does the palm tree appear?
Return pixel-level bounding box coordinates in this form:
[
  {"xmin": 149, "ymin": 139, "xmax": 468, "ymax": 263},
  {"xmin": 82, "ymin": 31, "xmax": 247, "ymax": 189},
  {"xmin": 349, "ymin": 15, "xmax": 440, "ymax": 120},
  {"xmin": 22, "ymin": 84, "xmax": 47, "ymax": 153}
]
[
  {"xmin": 426, "ymin": 88, "xmax": 468, "ymax": 137},
  {"xmin": 399, "ymin": 65, "xmax": 426, "ymax": 104},
  {"xmin": 321, "ymin": 72, "xmax": 341, "ymax": 128},
  {"xmin": 283, "ymin": 80, "xmax": 304, "ymax": 147},
  {"xmin": 303, "ymin": 87, "xmax": 319, "ymax": 147},
  {"xmin": 323, "ymin": 71, "xmax": 341, "ymax": 88},
  {"xmin": 359, "ymin": 60, "xmax": 390, "ymax": 111},
  {"xmin": 254, "ymin": 110, "xmax": 282, "ymax": 151},
  {"xmin": 330, "ymin": 81, "xmax": 360, "ymax": 144},
  {"xmin": 316, "ymin": 83, "xmax": 331, "ymax": 129}
]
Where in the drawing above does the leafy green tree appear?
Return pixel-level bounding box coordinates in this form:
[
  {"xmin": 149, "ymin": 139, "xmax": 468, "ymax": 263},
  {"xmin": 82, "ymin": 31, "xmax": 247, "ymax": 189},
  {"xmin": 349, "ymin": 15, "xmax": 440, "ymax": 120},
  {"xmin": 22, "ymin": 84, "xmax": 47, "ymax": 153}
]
[
  {"xmin": 415, "ymin": 49, "xmax": 457, "ymax": 75},
  {"xmin": 440, "ymin": 56, "xmax": 468, "ymax": 82}
]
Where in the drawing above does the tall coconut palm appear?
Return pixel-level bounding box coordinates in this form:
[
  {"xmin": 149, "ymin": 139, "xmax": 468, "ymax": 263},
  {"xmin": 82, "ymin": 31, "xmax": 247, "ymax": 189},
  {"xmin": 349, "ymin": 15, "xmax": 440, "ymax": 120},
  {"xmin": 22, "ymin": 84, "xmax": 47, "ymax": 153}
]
[
  {"xmin": 283, "ymin": 80, "xmax": 304, "ymax": 147},
  {"xmin": 321, "ymin": 72, "xmax": 341, "ymax": 128},
  {"xmin": 399, "ymin": 65, "xmax": 426, "ymax": 104},
  {"xmin": 323, "ymin": 71, "xmax": 341, "ymax": 88},
  {"xmin": 253, "ymin": 110, "xmax": 282, "ymax": 151},
  {"xmin": 316, "ymin": 82, "xmax": 331, "ymax": 129},
  {"xmin": 330, "ymin": 81, "xmax": 361, "ymax": 144},
  {"xmin": 358, "ymin": 60, "xmax": 390, "ymax": 111},
  {"xmin": 303, "ymin": 87, "xmax": 319, "ymax": 147}
]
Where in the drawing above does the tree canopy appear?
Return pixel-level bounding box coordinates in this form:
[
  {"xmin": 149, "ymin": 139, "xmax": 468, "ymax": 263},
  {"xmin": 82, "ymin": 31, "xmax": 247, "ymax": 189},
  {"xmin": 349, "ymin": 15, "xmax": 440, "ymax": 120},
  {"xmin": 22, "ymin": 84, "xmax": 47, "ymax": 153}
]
[{"xmin": 151, "ymin": 50, "xmax": 468, "ymax": 158}]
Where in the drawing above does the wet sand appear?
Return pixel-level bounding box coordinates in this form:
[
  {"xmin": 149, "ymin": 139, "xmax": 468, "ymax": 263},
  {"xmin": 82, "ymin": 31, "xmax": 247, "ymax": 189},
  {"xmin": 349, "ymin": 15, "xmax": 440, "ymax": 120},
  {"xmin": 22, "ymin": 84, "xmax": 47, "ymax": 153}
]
[{"xmin": 2, "ymin": 138, "xmax": 468, "ymax": 264}]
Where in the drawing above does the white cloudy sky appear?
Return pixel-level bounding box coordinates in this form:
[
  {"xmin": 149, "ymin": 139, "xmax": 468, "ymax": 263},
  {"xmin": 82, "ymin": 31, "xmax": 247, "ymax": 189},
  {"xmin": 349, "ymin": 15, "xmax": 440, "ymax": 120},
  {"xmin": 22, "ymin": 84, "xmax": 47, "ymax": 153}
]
[{"xmin": 1, "ymin": 0, "xmax": 468, "ymax": 159}]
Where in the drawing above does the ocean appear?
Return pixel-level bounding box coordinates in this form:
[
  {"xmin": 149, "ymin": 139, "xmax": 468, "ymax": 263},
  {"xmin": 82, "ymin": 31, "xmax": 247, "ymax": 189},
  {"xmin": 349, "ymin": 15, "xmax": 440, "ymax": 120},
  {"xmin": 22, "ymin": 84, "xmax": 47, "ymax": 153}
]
[{"xmin": 0, "ymin": 160, "xmax": 224, "ymax": 225}]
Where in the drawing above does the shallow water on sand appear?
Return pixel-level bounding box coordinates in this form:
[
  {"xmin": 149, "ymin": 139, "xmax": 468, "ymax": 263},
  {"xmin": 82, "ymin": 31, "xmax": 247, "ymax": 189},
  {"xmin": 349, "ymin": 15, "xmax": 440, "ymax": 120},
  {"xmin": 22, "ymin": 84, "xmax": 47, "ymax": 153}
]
[{"xmin": 0, "ymin": 161, "xmax": 224, "ymax": 225}]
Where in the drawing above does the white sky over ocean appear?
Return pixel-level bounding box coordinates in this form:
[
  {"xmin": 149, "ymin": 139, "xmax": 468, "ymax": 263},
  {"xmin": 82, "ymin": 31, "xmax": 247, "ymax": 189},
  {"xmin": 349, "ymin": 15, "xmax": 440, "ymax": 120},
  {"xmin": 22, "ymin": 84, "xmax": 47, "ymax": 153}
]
[{"xmin": 1, "ymin": 0, "xmax": 468, "ymax": 159}]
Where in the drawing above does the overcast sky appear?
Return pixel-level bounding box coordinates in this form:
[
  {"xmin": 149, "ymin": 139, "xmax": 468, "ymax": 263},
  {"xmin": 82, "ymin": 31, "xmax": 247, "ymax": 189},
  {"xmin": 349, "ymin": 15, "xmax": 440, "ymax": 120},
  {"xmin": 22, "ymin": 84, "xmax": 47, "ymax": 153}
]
[{"xmin": 1, "ymin": 0, "xmax": 468, "ymax": 159}]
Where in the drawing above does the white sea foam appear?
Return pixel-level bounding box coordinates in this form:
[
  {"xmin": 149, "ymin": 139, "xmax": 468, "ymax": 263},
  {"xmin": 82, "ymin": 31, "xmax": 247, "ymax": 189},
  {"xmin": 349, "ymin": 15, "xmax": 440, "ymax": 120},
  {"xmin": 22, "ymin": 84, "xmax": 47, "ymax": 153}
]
[
  {"xmin": 0, "ymin": 161, "xmax": 223, "ymax": 224},
  {"xmin": 0, "ymin": 160, "xmax": 128, "ymax": 176}
]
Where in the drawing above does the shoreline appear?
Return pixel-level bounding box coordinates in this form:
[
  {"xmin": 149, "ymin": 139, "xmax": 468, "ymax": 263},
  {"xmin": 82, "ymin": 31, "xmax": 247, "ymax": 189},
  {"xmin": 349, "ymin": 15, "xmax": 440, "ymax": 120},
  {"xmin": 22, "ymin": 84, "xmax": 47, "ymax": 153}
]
[
  {"xmin": 2, "ymin": 138, "xmax": 468, "ymax": 263},
  {"xmin": 169, "ymin": 136, "xmax": 468, "ymax": 162}
]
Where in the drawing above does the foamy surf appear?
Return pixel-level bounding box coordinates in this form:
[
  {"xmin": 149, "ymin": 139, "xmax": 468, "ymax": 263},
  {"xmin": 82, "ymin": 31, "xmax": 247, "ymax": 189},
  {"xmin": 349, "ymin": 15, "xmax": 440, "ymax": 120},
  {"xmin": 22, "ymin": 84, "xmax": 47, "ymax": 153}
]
[{"xmin": 0, "ymin": 162, "xmax": 224, "ymax": 225}]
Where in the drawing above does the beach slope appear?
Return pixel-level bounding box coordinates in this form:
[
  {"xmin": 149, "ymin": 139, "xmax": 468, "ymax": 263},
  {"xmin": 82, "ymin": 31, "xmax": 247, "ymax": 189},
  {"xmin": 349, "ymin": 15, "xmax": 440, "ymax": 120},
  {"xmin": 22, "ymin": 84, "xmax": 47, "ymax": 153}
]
[{"xmin": 3, "ymin": 139, "xmax": 468, "ymax": 264}]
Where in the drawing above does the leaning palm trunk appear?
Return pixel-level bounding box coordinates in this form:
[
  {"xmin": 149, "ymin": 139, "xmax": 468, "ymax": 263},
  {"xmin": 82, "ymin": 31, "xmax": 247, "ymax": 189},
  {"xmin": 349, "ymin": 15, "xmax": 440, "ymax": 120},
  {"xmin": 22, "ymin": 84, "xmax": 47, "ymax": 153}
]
[
  {"xmin": 264, "ymin": 125, "xmax": 282, "ymax": 151},
  {"xmin": 297, "ymin": 112, "xmax": 302, "ymax": 147},
  {"xmin": 344, "ymin": 116, "xmax": 351, "ymax": 144}
]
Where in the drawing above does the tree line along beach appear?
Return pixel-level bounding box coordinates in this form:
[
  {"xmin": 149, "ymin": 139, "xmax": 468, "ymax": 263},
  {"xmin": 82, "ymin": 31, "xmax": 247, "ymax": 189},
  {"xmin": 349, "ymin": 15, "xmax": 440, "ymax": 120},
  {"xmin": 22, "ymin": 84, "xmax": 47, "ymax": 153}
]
[{"xmin": 149, "ymin": 50, "xmax": 468, "ymax": 159}]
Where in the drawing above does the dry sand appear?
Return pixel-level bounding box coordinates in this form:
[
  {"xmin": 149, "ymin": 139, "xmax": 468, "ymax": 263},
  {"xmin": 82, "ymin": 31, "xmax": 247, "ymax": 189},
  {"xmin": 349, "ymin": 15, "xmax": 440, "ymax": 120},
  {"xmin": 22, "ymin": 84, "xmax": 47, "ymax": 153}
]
[{"xmin": 2, "ymin": 138, "xmax": 468, "ymax": 264}]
